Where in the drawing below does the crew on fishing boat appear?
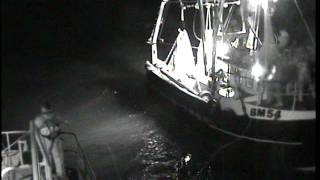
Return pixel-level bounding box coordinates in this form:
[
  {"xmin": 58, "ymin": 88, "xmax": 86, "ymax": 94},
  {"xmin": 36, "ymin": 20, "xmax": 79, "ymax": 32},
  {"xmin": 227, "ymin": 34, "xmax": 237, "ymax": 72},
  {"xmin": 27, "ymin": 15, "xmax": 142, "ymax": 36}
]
[
  {"xmin": 293, "ymin": 45, "xmax": 316, "ymax": 102},
  {"xmin": 259, "ymin": 29, "xmax": 291, "ymax": 107}
]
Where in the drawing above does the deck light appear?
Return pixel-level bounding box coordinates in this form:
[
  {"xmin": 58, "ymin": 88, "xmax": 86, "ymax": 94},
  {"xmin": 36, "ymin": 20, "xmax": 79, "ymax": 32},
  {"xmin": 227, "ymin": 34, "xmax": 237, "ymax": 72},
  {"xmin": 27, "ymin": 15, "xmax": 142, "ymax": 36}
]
[
  {"xmin": 216, "ymin": 41, "xmax": 229, "ymax": 58},
  {"xmin": 248, "ymin": 0, "xmax": 270, "ymax": 11},
  {"xmin": 184, "ymin": 154, "xmax": 191, "ymax": 163},
  {"xmin": 251, "ymin": 61, "xmax": 265, "ymax": 81}
]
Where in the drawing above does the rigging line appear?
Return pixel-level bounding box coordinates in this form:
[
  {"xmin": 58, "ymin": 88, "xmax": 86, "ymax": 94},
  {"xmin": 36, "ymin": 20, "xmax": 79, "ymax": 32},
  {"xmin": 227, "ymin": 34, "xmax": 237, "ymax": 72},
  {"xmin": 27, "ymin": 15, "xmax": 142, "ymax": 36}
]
[
  {"xmin": 193, "ymin": 9, "xmax": 201, "ymax": 41},
  {"xmin": 198, "ymin": 110, "xmax": 253, "ymax": 176},
  {"xmin": 106, "ymin": 144, "xmax": 123, "ymax": 180},
  {"xmin": 293, "ymin": 0, "xmax": 315, "ymax": 46},
  {"xmin": 223, "ymin": 4, "xmax": 235, "ymax": 32},
  {"xmin": 60, "ymin": 132, "xmax": 97, "ymax": 179},
  {"xmin": 198, "ymin": 97, "xmax": 252, "ymax": 176},
  {"xmin": 204, "ymin": 119, "xmax": 302, "ymax": 146},
  {"xmin": 165, "ymin": 38, "xmax": 178, "ymax": 64},
  {"xmin": 198, "ymin": 0, "xmax": 208, "ymax": 75},
  {"xmin": 158, "ymin": 2, "xmax": 170, "ymax": 42},
  {"xmin": 196, "ymin": 108, "xmax": 303, "ymax": 146},
  {"xmin": 205, "ymin": 2, "xmax": 212, "ymax": 30},
  {"xmin": 248, "ymin": 25, "xmax": 263, "ymax": 46}
]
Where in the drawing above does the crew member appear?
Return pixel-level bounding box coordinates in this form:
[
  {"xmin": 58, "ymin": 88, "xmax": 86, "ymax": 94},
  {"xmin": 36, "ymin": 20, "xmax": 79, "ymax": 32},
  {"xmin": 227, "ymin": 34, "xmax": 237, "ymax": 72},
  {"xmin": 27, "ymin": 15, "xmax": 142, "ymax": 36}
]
[
  {"xmin": 34, "ymin": 102, "xmax": 68, "ymax": 180},
  {"xmin": 261, "ymin": 29, "xmax": 290, "ymax": 107},
  {"xmin": 295, "ymin": 47, "xmax": 315, "ymax": 102}
]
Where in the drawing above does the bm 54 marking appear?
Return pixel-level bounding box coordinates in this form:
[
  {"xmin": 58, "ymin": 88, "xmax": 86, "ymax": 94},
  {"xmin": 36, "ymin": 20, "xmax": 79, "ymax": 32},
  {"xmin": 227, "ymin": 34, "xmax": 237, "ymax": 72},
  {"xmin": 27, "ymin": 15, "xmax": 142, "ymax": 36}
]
[{"xmin": 250, "ymin": 108, "xmax": 281, "ymax": 119}]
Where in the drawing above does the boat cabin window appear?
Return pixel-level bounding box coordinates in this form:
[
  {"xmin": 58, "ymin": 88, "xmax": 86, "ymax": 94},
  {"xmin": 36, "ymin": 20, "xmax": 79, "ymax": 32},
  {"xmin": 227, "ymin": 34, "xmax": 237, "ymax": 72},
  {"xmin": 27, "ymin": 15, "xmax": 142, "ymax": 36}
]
[
  {"xmin": 157, "ymin": 3, "xmax": 181, "ymax": 61},
  {"xmin": 220, "ymin": 4, "xmax": 246, "ymax": 35},
  {"xmin": 157, "ymin": 2, "xmax": 202, "ymax": 61},
  {"xmin": 217, "ymin": 3, "xmax": 266, "ymax": 51}
]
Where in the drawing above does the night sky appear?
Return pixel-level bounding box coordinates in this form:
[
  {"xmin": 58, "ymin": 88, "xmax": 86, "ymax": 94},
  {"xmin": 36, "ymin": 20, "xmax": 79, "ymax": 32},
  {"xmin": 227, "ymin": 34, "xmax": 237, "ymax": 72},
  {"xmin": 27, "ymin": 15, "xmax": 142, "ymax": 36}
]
[
  {"xmin": 2, "ymin": 0, "xmax": 160, "ymax": 59},
  {"xmin": 2, "ymin": 0, "xmax": 315, "ymax": 59}
]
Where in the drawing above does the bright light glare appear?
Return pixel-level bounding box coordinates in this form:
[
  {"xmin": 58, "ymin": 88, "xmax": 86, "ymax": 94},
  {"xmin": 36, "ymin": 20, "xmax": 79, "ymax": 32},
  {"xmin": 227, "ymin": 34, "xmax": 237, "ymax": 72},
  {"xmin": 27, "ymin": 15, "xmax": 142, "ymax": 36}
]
[
  {"xmin": 248, "ymin": 0, "xmax": 269, "ymax": 11},
  {"xmin": 271, "ymin": 65, "xmax": 276, "ymax": 74},
  {"xmin": 173, "ymin": 30, "xmax": 196, "ymax": 78},
  {"xmin": 261, "ymin": 0, "xmax": 269, "ymax": 11},
  {"xmin": 184, "ymin": 155, "xmax": 191, "ymax": 163},
  {"xmin": 216, "ymin": 41, "xmax": 229, "ymax": 57},
  {"xmin": 267, "ymin": 65, "xmax": 276, "ymax": 80},
  {"xmin": 218, "ymin": 87, "xmax": 235, "ymax": 98},
  {"xmin": 248, "ymin": 0, "xmax": 260, "ymax": 9},
  {"xmin": 251, "ymin": 62, "xmax": 265, "ymax": 81}
]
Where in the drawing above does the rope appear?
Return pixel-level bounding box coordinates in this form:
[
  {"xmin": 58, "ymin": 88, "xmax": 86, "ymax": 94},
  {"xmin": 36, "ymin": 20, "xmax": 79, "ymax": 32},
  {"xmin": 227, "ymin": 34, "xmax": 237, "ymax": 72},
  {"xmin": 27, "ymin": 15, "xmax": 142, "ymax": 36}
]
[
  {"xmin": 204, "ymin": 119, "xmax": 302, "ymax": 146},
  {"xmin": 293, "ymin": 0, "xmax": 315, "ymax": 46},
  {"xmin": 193, "ymin": 9, "xmax": 201, "ymax": 41},
  {"xmin": 60, "ymin": 132, "xmax": 97, "ymax": 180},
  {"xmin": 198, "ymin": 108, "xmax": 253, "ymax": 176},
  {"xmin": 167, "ymin": 94, "xmax": 303, "ymax": 146},
  {"xmin": 196, "ymin": 96, "xmax": 300, "ymax": 177}
]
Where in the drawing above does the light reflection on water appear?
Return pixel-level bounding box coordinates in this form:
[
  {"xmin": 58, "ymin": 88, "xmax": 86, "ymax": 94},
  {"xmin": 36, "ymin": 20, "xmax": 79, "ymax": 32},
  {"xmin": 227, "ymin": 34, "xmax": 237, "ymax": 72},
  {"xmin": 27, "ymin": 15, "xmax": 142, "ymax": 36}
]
[{"xmin": 137, "ymin": 130, "xmax": 182, "ymax": 179}]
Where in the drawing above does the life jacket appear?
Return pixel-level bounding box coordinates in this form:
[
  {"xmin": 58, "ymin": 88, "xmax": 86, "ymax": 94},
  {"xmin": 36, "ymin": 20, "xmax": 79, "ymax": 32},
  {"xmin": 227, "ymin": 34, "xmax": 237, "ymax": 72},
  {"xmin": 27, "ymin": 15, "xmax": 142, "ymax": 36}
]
[{"xmin": 39, "ymin": 118, "xmax": 60, "ymax": 140}]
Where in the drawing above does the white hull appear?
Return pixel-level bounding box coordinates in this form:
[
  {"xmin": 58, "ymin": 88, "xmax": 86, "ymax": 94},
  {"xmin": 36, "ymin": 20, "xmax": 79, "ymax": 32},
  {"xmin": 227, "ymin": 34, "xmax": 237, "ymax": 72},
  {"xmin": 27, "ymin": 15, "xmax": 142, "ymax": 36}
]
[{"xmin": 147, "ymin": 61, "xmax": 316, "ymax": 122}]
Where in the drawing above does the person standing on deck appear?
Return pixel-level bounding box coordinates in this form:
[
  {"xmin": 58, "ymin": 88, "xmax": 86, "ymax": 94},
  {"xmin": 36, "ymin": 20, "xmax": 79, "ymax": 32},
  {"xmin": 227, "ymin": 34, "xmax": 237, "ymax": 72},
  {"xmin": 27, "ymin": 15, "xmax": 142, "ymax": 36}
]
[
  {"xmin": 295, "ymin": 45, "xmax": 315, "ymax": 102},
  {"xmin": 261, "ymin": 29, "xmax": 290, "ymax": 107},
  {"xmin": 34, "ymin": 102, "xmax": 68, "ymax": 180}
]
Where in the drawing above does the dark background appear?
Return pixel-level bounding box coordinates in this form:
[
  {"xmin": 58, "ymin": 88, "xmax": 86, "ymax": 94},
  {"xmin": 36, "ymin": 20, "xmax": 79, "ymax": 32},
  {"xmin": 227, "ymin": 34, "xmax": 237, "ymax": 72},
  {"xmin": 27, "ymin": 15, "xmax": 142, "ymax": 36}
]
[
  {"xmin": 2, "ymin": 0, "xmax": 161, "ymax": 130},
  {"xmin": 1, "ymin": 0, "xmax": 316, "ymax": 179},
  {"xmin": 2, "ymin": 0, "xmax": 315, "ymax": 59},
  {"xmin": 2, "ymin": 0, "xmax": 160, "ymax": 59}
]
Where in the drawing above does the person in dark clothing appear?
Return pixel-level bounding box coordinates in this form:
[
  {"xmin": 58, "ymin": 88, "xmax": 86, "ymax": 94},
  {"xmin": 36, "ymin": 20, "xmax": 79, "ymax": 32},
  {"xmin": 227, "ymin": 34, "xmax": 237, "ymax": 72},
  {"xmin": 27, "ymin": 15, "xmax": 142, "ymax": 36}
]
[
  {"xmin": 261, "ymin": 29, "xmax": 291, "ymax": 107},
  {"xmin": 295, "ymin": 46, "xmax": 315, "ymax": 102}
]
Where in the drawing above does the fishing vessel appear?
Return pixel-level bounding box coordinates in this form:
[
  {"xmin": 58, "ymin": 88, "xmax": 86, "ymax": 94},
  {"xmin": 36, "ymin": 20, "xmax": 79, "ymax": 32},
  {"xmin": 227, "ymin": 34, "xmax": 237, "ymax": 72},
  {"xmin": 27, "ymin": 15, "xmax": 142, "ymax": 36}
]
[{"xmin": 145, "ymin": 0, "xmax": 315, "ymax": 144}]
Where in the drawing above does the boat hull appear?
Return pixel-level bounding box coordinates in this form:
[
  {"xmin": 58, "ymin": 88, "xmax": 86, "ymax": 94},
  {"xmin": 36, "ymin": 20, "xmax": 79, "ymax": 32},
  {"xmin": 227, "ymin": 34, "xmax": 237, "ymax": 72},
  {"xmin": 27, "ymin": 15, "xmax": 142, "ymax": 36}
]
[{"xmin": 145, "ymin": 62, "xmax": 315, "ymax": 168}]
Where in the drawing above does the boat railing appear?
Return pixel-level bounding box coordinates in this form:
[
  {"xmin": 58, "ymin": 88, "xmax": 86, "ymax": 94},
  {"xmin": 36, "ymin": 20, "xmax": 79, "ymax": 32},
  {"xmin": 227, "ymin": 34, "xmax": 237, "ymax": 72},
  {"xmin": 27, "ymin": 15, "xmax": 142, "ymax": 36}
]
[
  {"xmin": 2, "ymin": 131, "xmax": 30, "ymax": 166},
  {"xmin": 221, "ymin": 70, "xmax": 315, "ymax": 110},
  {"xmin": 60, "ymin": 132, "xmax": 97, "ymax": 180},
  {"xmin": 226, "ymin": 70, "xmax": 315, "ymax": 96},
  {"xmin": 2, "ymin": 122, "xmax": 96, "ymax": 180},
  {"xmin": 2, "ymin": 131, "xmax": 29, "ymax": 154},
  {"xmin": 2, "ymin": 122, "xmax": 53, "ymax": 180}
]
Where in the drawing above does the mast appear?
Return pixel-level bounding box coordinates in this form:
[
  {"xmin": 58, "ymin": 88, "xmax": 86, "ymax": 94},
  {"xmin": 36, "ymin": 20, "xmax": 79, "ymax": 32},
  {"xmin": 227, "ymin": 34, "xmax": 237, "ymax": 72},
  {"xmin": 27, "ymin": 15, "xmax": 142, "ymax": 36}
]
[
  {"xmin": 151, "ymin": 0, "xmax": 168, "ymax": 64},
  {"xmin": 253, "ymin": 2, "xmax": 261, "ymax": 51},
  {"xmin": 210, "ymin": 0, "xmax": 225, "ymax": 95},
  {"xmin": 178, "ymin": 0, "xmax": 186, "ymax": 29},
  {"xmin": 198, "ymin": 0, "xmax": 208, "ymax": 76},
  {"xmin": 261, "ymin": 1, "xmax": 274, "ymax": 68}
]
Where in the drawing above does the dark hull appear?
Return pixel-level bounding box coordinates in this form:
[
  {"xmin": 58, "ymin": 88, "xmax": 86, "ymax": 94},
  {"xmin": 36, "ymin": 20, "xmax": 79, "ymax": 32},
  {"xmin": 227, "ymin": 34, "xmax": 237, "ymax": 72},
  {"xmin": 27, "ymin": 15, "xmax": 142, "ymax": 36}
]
[{"xmin": 146, "ymin": 67, "xmax": 315, "ymax": 168}]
